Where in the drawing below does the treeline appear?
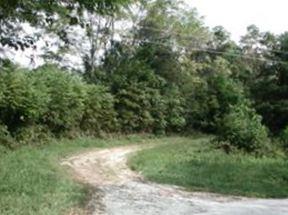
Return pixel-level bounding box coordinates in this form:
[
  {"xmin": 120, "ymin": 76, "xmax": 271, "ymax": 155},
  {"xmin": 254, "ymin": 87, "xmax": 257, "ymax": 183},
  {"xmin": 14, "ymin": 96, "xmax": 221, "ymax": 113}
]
[
  {"xmin": 0, "ymin": 62, "xmax": 185, "ymax": 148},
  {"xmin": 0, "ymin": 0, "xmax": 288, "ymax": 155}
]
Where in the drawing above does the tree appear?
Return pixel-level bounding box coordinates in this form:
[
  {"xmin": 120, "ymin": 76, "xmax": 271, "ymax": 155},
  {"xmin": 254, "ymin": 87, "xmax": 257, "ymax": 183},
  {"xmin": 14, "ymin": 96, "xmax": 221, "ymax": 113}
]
[
  {"xmin": 216, "ymin": 103, "xmax": 269, "ymax": 154},
  {"xmin": 251, "ymin": 33, "xmax": 288, "ymax": 134},
  {"xmin": 127, "ymin": 0, "xmax": 209, "ymax": 83},
  {"xmin": 217, "ymin": 101, "xmax": 269, "ymax": 155},
  {"xmin": 0, "ymin": 0, "xmax": 131, "ymax": 52}
]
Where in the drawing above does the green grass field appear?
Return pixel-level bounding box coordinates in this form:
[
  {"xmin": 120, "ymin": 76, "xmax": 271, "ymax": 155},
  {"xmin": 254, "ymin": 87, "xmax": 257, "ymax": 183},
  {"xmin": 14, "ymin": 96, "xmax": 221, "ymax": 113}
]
[
  {"xmin": 0, "ymin": 135, "xmax": 151, "ymax": 215},
  {"xmin": 129, "ymin": 136, "xmax": 288, "ymax": 198}
]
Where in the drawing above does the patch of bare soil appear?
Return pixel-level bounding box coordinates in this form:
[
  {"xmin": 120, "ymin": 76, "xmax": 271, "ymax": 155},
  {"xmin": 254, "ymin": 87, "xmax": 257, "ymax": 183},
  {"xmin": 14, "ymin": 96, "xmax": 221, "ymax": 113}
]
[{"xmin": 61, "ymin": 145, "xmax": 288, "ymax": 215}]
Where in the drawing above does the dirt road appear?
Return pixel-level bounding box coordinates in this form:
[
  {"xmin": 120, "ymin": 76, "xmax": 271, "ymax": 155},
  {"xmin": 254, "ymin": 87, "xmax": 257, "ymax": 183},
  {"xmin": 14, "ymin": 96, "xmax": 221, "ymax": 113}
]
[{"xmin": 61, "ymin": 145, "xmax": 288, "ymax": 215}]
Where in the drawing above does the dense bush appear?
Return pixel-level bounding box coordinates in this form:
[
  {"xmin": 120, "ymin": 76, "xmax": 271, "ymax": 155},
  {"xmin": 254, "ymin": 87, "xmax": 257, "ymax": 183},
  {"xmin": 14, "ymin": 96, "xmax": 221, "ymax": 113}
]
[
  {"xmin": 249, "ymin": 33, "xmax": 288, "ymax": 135},
  {"xmin": 13, "ymin": 125, "xmax": 53, "ymax": 146},
  {"xmin": 80, "ymin": 85, "xmax": 118, "ymax": 135},
  {"xmin": 115, "ymin": 84, "xmax": 164, "ymax": 133},
  {"xmin": 0, "ymin": 67, "xmax": 48, "ymax": 131},
  {"xmin": 280, "ymin": 126, "xmax": 288, "ymax": 149},
  {"xmin": 115, "ymin": 84, "xmax": 186, "ymax": 134},
  {"xmin": 186, "ymin": 73, "xmax": 245, "ymax": 133},
  {"xmin": 30, "ymin": 66, "xmax": 87, "ymax": 133},
  {"xmin": 0, "ymin": 65, "xmax": 121, "ymax": 146},
  {"xmin": 0, "ymin": 124, "xmax": 14, "ymax": 148},
  {"xmin": 0, "ymin": 60, "xmax": 279, "ymax": 155},
  {"xmin": 216, "ymin": 103, "xmax": 270, "ymax": 154},
  {"xmin": 163, "ymin": 87, "xmax": 186, "ymax": 132},
  {"xmin": 98, "ymin": 49, "xmax": 186, "ymax": 134},
  {"xmin": 0, "ymin": 61, "xmax": 187, "ymax": 148}
]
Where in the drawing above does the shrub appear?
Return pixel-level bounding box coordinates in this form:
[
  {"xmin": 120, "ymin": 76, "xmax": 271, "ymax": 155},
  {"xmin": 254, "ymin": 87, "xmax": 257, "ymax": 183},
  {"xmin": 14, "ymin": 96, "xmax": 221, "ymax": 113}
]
[
  {"xmin": 186, "ymin": 73, "xmax": 245, "ymax": 133},
  {"xmin": 216, "ymin": 103, "xmax": 270, "ymax": 154},
  {"xmin": 0, "ymin": 64, "xmax": 127, "ymax": 144},
  {"xmin": 148, "ymin": 90, "xmax": 167, "ymax": 134},
  {"xmin": 0, "ymin": 67, "xmax": 49, "ymax": 131},
  {"xmin": 115, "ymin": 84, "xmax": 155, "ymax": 133},
  {"xmin": 80, "ymin": 85, "xmax": 118, "ymax": 135},
  {"xmin": 32, "ymin": 65, "xmax": 87, "ymax": 133},
  {"xmin": 280, "ymin": 126, "xmax": 288, "ymax": 149},
  {"xmin": 13, "ymin": 125, "xmax": 53, "ymax": 146},
  {"xmin": 163, "ymin": 87, "xmax": 186, "ymax": 132},
  {"xmin": 0, "ymin": 124, "xmax": 15, "ymax": 148},
  {"xmin": 115, "ymin": 84, "xmax": 186, "ymax": 134}
]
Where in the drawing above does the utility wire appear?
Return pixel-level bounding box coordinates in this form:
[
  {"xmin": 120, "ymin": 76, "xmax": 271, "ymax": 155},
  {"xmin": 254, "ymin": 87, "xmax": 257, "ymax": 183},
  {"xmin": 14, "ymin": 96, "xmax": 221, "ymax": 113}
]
[
  {"xmin": 119, "ymin": 34, "xmax": 288, "ymax": 65},
  {"xmin": 119, "ymin": 24, "xmax": 288, "ymax": 57},
  {"xmin": 115, "ymin": 28, "xmax": 288, "ymax": 65}
]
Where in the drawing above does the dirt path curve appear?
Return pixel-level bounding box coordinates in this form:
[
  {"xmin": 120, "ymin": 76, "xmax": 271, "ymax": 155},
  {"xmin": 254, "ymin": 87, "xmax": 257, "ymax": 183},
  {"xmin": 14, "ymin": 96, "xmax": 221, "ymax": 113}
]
[{"xmin": 61, "ymin": 145, "xmax": 288, "ymax": 215}]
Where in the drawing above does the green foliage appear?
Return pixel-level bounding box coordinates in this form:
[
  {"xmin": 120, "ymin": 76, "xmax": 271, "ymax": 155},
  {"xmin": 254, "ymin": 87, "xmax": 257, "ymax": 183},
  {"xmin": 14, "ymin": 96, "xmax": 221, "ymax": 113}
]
[
  {"xmin": 0, "ymin": 64, "xmax": 120, "ymax": 146},
  {"xmin": 81, "ymin": 85, "xmax": 117, "ymax": 135},
  {"xmin": 96, "ymin": 43, "xmax": 186, "ymax": 134},
  {"xmin": 0, "ymin": 0, "xmax": 131, "ymax": 18},
  {"xmin": 13, "ymin": 125, "xmax": 53, "ymax": 147},
  {"xmin": 216, "ymin": 104, "xmax": 270, "ymax": 154},
  {"xmin": 163, "ymin": 87, "xmax": 186, "ymax": 132},
  {"xmin": 114, "ymin": 84, "xmax": 186, "ymax": 134},
  {"xmin": 129, "ymin": 136, "xmax": 288, "ymax": 198},
  {"xmin": 280, "ymin": 126, "xmax": 288, "ymax": 149},
  {"xmin": 31, "ymin": 66, "xmax": 87, "ymax": 133},
  {"xmin": 0, "ymin": 124, "xmax": 14, "ymax": 149},
  {"xmin": 239, "ymin": 29, "xmax": 288, "ymax": 135},
  {"xmin": 0, "ymin": 64, "xmax": 90, "ymax": 137},
  {"xmin": 0, "ymin": 67, "xmax": 48, "ymax": 130},
  {"xmin": 115, "ymin": 85, "xmax": 186, "ymax": 134},
  {"xmin": 251, "ymin": 56, "xmax": 288, "ymax": 134},
  {"xmin": 0, "ymin": 0, "xmax": 131, "ymax": 51},
  {"xmin": 1, "ymin": 0, "xmax": 288, "ymax": 155},
  {"xmin": 186, "ymin": 71, "xmax": 245, "ymax": 132},
  {"xmin": 115, "ymin": 84, "xmax": 155, "ymax": 132}
]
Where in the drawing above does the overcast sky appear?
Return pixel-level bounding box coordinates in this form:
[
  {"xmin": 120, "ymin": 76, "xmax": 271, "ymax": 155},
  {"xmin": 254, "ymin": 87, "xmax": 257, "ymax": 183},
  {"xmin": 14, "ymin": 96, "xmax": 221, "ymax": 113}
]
[{"xmin": 187, "ymin": 0, "xmax": 288, "ymax": 42}]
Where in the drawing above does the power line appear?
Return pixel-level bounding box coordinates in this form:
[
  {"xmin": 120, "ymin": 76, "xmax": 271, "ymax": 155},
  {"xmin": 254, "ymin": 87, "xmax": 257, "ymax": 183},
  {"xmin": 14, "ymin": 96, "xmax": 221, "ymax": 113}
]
[
  {"xmin": 118, "ymin": 24, "xmax": 288, "ymax": 57},
  {"xmin": 120, "ymin": 35, "xmax": 288, "ymax": 65}
]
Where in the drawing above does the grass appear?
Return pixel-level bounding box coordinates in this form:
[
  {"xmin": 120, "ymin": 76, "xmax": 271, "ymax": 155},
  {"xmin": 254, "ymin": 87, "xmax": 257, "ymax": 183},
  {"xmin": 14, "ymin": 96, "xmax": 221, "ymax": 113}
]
[
  {"xmin": 0, "ymin": 135, "xmax": 152, "ymax": 215},
  {"xmin": 129, "ymin": 136, "xmax": 288, "ymax": 198},
  {"xmin": 1, "ymin": 135, "xmax": 288, "ymax": 215}
]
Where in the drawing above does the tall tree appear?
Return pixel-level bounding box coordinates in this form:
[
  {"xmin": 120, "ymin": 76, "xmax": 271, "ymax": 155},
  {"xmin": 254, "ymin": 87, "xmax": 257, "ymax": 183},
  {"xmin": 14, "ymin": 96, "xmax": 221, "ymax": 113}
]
[
  {"xmin": 0, "ymin": 0, "xmax": 131, "ymax": 52},
  {"xmin": 251, "ymin": 33, "xmax": 288, "ymax": 134}
]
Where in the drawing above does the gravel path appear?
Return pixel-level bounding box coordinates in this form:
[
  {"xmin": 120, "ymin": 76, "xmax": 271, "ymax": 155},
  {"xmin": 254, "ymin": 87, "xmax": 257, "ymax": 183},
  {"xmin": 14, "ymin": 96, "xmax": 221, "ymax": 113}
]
[{"xmin": 61, "ymin": 145, "xmax": 288, "ymax": 215}]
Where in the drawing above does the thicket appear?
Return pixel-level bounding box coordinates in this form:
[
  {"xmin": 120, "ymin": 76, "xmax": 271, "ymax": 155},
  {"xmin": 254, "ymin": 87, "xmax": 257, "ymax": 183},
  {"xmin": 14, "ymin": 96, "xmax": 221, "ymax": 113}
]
[
  {"xmin": 1, "ymin": 0, "xmax": 288, "ymax": 155},
  {"xmin": 216, "ymin": 104, "xmax": 270, "ymax": 154},
  {"xmin": 0, "ymin": 62, "xmax": 186, "ymax": 147},
  {"xmin": 0, "ymin": 65, "xmax": 116, "ymax": 147}
]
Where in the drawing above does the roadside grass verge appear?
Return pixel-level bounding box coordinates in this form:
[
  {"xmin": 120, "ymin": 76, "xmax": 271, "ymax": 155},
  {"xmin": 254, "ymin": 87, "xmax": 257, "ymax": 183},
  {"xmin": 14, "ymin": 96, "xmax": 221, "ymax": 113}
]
[
  {"xmin": 0, "ymin": 135, "xmax": 152, "ymax": 215},
  {"xmin": 2, "ymin": 135, "xmax": 288, "ymax": 215},
  {"xmin": 129, "ymin": 136, "xmax": 288, "ymax": 198}
]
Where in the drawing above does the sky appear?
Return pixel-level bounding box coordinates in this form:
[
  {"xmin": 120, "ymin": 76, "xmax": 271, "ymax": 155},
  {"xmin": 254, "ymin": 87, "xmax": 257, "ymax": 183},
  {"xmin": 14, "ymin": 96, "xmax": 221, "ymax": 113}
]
[{"xmin": 187, "ymin": 0, "xmax": 288, "ymax": 42}]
